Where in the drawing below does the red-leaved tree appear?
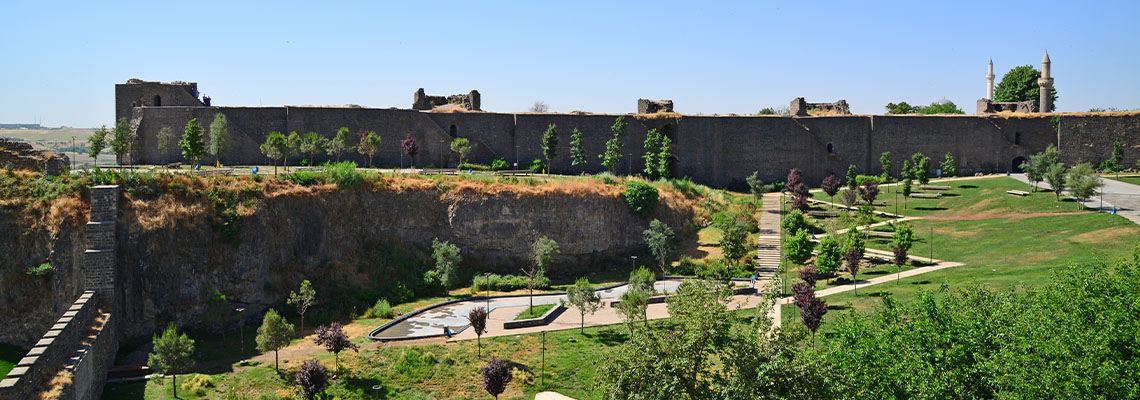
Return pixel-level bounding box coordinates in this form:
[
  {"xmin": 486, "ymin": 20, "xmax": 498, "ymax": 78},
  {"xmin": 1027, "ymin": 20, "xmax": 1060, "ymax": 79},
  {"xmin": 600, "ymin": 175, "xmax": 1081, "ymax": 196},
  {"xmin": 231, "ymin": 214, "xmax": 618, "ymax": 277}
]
[
  {"xmin": 402, "ymin": 134, "xmax": 418, "ymax": 167},
  {"xmin": 859, "ymin": 181, "xmax": 880, "ymax": 204},
  {"xmin": 785, "ymin": 168, "xmax": 812, "ymax": 212},
  {"xmin": 821, "ymin": 173, "xmax": 841, "ymax": 204},
  {"xmin": 312, "ymin": 323, "xmax": 359, "ymax": 375},
  {"xmin": 844, "ymin": 248, "xmax": 862, "ymax": 295},
  {"xmin": 468, "ymin": 307, "xmax": 488, "ymax": 357},
  {"xmin": 295, "ymin": 360, "xmax": 329, "ymax": 400},
  {"xmin": 800, "ymin": 294, "xmax": 828, "ymax": 347},
  {"xmin": 482, "ymin": 356, "xmax": 513, "ymax": 399}
]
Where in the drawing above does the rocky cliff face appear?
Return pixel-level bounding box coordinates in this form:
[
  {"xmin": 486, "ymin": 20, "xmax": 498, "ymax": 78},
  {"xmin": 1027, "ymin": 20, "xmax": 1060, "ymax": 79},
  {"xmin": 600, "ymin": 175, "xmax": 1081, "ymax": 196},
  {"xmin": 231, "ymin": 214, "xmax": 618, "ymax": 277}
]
[{"xmin": 0, "ymin": 177, "xmax": 696, "ymax": 343}]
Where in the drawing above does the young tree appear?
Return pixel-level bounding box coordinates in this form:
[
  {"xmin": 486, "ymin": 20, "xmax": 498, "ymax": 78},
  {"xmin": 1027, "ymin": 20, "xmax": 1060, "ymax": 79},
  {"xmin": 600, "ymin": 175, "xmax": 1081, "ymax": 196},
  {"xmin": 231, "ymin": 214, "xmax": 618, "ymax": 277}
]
[
  {"xmin": 940, "ymin": 152, "xmax": 957, "ymax": 177},
  {"xmin": 312, "ymin": 322, "xmax": 359, "ymax": 374},
  {"xmin": 566, "ymin": 278, "xmax": 602, "ymax": 334},
  {"xmin": 879, "ymin": 152, "xmax": 893, "ymax": 181},
  {"xmin": 859, "ymin": 180, "xmax": 880, "ymax": 204},
  {"xmin": 542, "ymin": 123, "xmax": 558, "ymax": 167},
  {"xmin": 1099, "ymin": 142, "xmax": 1125, "ymax": 176},
  {"xmin": 432, "ymin": 239, "xmax": 462, "ymax": 289},
  {"xmin": 256, "ymin": 308, "xmax": 295, "ymax": 372},
  {"xmin": 208, "ymin": 113, "xmax": 231, "ymax": 164},
  {"xmin": 525, "ymin": 236, "xmax": 560, "ymax": 312},
  {"xmin": 260, "ymin": 131, "xmax": 288, "ymax": 174},
  {"xmin": 401, "ymin": 134, "xmax": 418, "ymax": 167},
  {"xmin": 720, "ymin": 222, "xmax": 750, "ymax": 265},
  {"xmin": 467, "ymin": 307, "xmax": 488, "ymax": 357},
  {"xmin": 87, "ymin": 125, "xmax": 108, "ymax": 167},
  {"xmin": 157, "ymin": 126, "xmax": 177, "ymax": 165},
  {"xmin": 450, "ymin": 137, "xmax": 472, "ymax": 167},
  {"xmin": 1067, "ymin": 162, "xmax": 1103, "ymax": 202},
  {"xmin": 785, "ymin": 168, "xmax": 811, "ymax": 212},
  {"xmin": 643, "ymin": 219, "xmax": 675, "ymax": 276},
  {"xmin": 815, "ymin": 234, "xmax": 842, "ymax": 276},
  {"xmin": 300, "ymin": 132, "xmax": 328, "ymax": 166},
  {"xmin": 110, "ymin": 117, "xmax": 134, "ymax": 168},
  {"xmin": 746, "ymin": 171, "xmax": 765, "ymax": 200},
  {"xmin": 892, "ymin": 223, "xmax": 915, "ymax": 281},
  {"xmin": 569, "ymin": 128, "xmax": 587, "ymax": 167},
  {"xmin": 843, "ymin": 228, "xmax": 866, "ymax": 294},
  {"xmin": 642, "ymin": 128, "xmax": 662, "ymax": 179},
  {"xmin": 294, "ymin": 360, "xmax": 329, "ymax": 400},
  {"xmin": 326, "ymin": 126, "xmax": 352, "ymax": 162},
  {"xmin": 902, "ymin": 177, "xmax": 913, "ymax": 209},
  {"xmin": 148, "ymin": 323, "xmax": 195, "ymax": 398},
  {"xmin": 844, "ymin": 248, "xmax": 862, "ymax": 295},
  {"xmin": 784, "ymin": 229, "xmax": 815, "ymax": 267},
  {"xmin": 822, "ymin": 173, "xmax": 841, "ymax": 204},
  {"xmin": 179, "ymin": 118, "xmax": 206, "ymax": 167},
  {"xmin": 800, "ymin": 294, "xmax": 828, "ymax": 347},
  {"xmin": 599, "ymin": 116, "xmax": 626, "ymax": 173},
  {"xmin": 616, "ymin": 288, "xmax": 649, "ymax": 333},
  {"xmin": 357, "ymin": 131, "xmax": 382, "ymax": 167},
  {"xmin": 885, "ymin": 102, "xmax": 920, "ymax": 114},
  {"xmin": 205, "ymin": 289, "xmax": 230, "ymax": 343},
  {"xmin": 657, "ymin": 134, "xmax": 672, "ymax": 179},
  {"xmin": 287, "ymin": 280, "xmax": 316, "ymax": 334},
  {"xmin": 1045, "ymin": 162, "xmax": 1068, "ymax": 201},
  {"xmin": 781, "ymin": 209, "xmax": 810, "ymax": 237},
  {"xmin": 841, "ymin": 187, "xmax": 858, "ymax": 209},
  {"xmin": 845, "ymin": 164, "xmax": 858, "ymax": 190},
  {"xmin": 482, "ymin": 356, "xmax": 513, "ymax": 400},
  {"xmin": 912, "ymin": 153, "xmax": 931, "ymax": 185},
  {"xmin": 286, "ymin": 131, "xmax": 303, "ymax": 169},
  {"xmin": 629, "ymin": 265, "xmax": 656, "ymax": 294}
]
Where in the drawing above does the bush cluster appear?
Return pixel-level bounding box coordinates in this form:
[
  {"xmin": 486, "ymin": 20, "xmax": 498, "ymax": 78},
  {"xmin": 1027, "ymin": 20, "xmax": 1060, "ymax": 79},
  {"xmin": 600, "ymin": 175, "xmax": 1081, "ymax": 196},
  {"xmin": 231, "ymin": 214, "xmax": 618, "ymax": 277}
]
[
  {"xmin": 855, "ymin": 174, "xmax": 885, "ymax": 186},
  {"xmin": 623, "ymin": 181, "xmax": 659, "ymax": 218},
  {"xmin": 366, "ymin": 298, "xmax": 393, "ymax": 319},
  {"xmin": 471, "ymin": 273, "xmax": 551, "ymax": 292}
]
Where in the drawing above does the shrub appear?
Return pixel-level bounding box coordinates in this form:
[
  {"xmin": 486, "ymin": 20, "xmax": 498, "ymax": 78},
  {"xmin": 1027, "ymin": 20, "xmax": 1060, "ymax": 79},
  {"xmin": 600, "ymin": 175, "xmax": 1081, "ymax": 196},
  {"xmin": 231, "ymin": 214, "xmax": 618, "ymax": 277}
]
[
  {"xmin": 180, "ymin": 374, "xmax": 214, "ymax": 397},
  {"xmin": 283, "ymin": 170, "xmax": 319, "ymax": 186},
  {"xmin": 624, "ymin": 181, "xmax": 659, "ymax": 218},
  {"xmin": 855, "ymin": 175, "xmax": 884, "ymax": 186},
  {"xmin": 490, "ymin": 158, "xmax": 509, "ymax": 171},
  {"xmin": 26, "ymin": 262, "xmax": 52, "ymax": 276},
  {"xmin": 457, "ymin": 162, "xmax": 491, "ymax": 171},
  {"xmin": 527, "ymin": 158, "xmax": 546, "ymax": 173},
  {"xmin": 368, "ymin": 299, "xmax": 393, "ymax": 319},
  {"xmin": 320, "ymin": 161, "xmax": 362, "ymax": 188},
  {"xmin": 471, "ymin": 273, "xmax": 550, "ymax": 292}
]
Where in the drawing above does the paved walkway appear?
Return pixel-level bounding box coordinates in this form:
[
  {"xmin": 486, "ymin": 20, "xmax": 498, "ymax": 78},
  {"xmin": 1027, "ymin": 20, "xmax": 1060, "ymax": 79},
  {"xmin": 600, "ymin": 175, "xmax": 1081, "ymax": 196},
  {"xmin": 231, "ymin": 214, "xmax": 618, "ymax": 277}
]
[{"xmin": 1009, "ymin": 173, "xmax": 1140, "ymax": 224}]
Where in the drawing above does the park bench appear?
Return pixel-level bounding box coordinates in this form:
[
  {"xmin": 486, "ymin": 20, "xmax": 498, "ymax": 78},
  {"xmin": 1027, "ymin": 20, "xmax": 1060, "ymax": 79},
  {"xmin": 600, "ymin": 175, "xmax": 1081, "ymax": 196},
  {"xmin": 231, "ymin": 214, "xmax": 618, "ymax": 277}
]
[
  {"xmin": 1006, "ymin": 190, "xmax": 1030, "ymax": 197},
  {"xmin": 864, "ymin": 230, "xmax": 894, "ymax": 238},
  {"xmin": 420, "ymin": 168, "xmax": 459, "ymax": 175},
  {"xmin": 910, "ymin": 193, "xmax": 942, "ymax": 199},
  {"xmin": 808, "ymin": 210, "xmax": 840, "ymax": 218},
  {"xmin": 856, "ymin": 200, "xmax": 887, "ymax": 206},
  {"xmin": 920, "ymin": 185, "xmax": 951, "ymax": 190},
  {"xmin": 495, "ymin": 169, "xmax": 532, "ymax": 176}
]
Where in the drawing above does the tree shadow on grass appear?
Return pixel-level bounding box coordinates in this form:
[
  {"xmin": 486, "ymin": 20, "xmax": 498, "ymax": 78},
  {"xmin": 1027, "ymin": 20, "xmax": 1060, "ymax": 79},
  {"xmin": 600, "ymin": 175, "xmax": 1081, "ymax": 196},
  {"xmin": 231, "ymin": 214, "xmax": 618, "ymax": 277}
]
[
  {"xmin": 340, "ymin": 376, "xmax": 390, "ymax": 399},
  {"xmin": 940, "ymin": 193, "xmax": 960, "ymax": 197},
  {"xmin": 587, "ymin": 328, "xmax": 630, "ymax": 347},
  {"xmin": 910, "ymin": 280, "xmax": 932, "ymax": 285},
  {"xmin": 958, "ymin": 184, "xmax": 979, "ymax": 189},
  {"xmin": 826, "ymin": 304, "xmax": 850, "ymax": 311},
  {"xmin": 914, "ymin": 207, "xmax": 948, "ymax": 211}
]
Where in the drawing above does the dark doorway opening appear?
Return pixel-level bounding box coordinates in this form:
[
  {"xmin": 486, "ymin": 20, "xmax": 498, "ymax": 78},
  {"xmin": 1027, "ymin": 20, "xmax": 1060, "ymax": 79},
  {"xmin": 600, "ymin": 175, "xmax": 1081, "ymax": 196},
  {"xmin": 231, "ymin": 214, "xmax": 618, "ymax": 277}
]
[
  {"xmin": 1012, "ymin": 157, "xmax": 1027, "ymax": 173},
  {"xmin": 826, "ymin": 143, "xmax": 834, "ymax": 154},
  {"xmin": 449, "ymin": 125, "xmax": 457, "ymax": 138},
  {"xmin": 153, "ymin": 95, "xmax": 162, "ymax": 106}
]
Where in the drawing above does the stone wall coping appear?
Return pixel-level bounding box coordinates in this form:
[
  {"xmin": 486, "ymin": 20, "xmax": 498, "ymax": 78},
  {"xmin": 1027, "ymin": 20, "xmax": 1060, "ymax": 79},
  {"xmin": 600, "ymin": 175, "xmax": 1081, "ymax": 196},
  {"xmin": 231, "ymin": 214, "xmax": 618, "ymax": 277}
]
[
  {"xmin": 90, "ymin": 185, "xmax": 120, "ymax": 189},
  {"xmin": 83, "ymin": 249, "xmax": 113, "ymax": 254},
  {"xmin": 43, "ymin": 330, "xmax": 62, "ymax": 339},
  {"xmin": 0, "ymin": 378, "xmax": 17, "ymax": 388},
  {"xmin": 85, "ymin": 221, "xmax": 115, "ymax": 226},
  {"xmin": 27, "ymin": 347, "xmax": 46, "ymax": 356}
]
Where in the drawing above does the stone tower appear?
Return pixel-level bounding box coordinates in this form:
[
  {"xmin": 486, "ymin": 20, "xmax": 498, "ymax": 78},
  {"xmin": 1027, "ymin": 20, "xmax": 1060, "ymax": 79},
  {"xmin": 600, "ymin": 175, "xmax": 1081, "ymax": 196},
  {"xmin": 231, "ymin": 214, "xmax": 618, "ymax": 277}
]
[
  {"xmin": 1038, "ymin": 51, "xmax": 1053, "ymax": 112},
  {"xmin": 986, "ymin": 59, "xmax": 995, "ymax": 100}
]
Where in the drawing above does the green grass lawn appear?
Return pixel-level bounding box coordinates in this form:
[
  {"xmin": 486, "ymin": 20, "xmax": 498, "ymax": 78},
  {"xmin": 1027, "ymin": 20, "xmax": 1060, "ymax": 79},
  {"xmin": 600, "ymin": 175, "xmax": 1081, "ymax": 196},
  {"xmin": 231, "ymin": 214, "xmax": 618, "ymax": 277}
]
[
  {"xmin": 1108, "ymin": 175, "xmax": 1140, "ymax": 187},
  {"xmin": 0, "ymin": 343, "xmax": 24, "ymax": 377},
  {"xmin": 849, "ymin": 177, "xmax": 1085, "ymax": 217},
  {"xmin": 782, "ymin": 212, "xmax": 1140, "ymax": 331},
  {"xmin": 514, "ymin": 304, "xmax": 555, "ymax": 320}
]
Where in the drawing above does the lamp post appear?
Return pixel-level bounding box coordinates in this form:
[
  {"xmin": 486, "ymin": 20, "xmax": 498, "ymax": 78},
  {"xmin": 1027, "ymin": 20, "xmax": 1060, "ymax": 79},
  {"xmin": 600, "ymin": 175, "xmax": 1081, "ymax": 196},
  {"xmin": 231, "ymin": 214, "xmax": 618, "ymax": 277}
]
[
  {"xmin": 631, "ymin": 255, "xmax": 638, "ymax": 271},
  {"xmin": 483, "ymin": 272, "xmax": 492, "ymax": 311},
  {"xmin": 780, "ymin": 190, "xmax": 786, "ymax": 297},
  {"xmin": 541, "ymin": 330, "xmax": 546, "ymax": 387},
  {"xmin": 234, "ymin": 307, "xmax": 245, "ymax": 355},
  {"xmin": 930, "ymin": 225, "xmax": 934, "ymax": 264}
]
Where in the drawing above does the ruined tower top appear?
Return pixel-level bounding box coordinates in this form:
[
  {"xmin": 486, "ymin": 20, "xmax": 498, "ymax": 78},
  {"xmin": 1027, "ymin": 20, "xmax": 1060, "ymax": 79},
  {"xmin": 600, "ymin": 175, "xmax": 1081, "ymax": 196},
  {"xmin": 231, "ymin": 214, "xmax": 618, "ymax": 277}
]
[{"xmin": 1038, "ymin": 51, "xmax": 1054, "ymax": 112}]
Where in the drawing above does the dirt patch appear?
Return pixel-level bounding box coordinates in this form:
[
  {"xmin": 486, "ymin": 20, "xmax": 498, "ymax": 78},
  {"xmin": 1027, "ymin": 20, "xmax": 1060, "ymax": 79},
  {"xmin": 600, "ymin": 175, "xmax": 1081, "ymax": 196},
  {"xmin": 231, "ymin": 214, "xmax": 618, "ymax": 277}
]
[
  {"xmin": 925, "ymin": 212, "xmax": 1087, "ymax": 221},
  {"xmin": 1069, "ymin": 226, "xmax": 1140, "ymax": 244}
]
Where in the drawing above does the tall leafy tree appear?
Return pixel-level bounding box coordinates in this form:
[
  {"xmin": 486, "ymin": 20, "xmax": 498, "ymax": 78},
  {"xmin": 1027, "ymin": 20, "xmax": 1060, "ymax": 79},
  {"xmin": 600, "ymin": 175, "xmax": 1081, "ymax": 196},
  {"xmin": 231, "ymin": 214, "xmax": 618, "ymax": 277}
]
[
  {"xmin": 156, "ymin": 126, "xmax": 177, "ymax": 165},
  {"xmin": 260, "ymin": 131, "xmax": 288, "ymax": 174},
  {"xmin": 643, "ymin": 219, "xmax": 675, "ymax": 276},
  {"xmin": 720, "ymin": 221, "xmax": 750, "ymax": 265},
  {"xmin": 569, "ymin": 128, "xmax": 587, "ymax": 167},
  {"xmin": 880, "ymin": 152, "xmax": 893, "ymax": 181},
  {"xmin": 1045, "ymin": 162, "xmax": 1068, "ymax": 201},
  {"xmin": 326, "ymin": 126, "xmax": 352, "ymax": 162},
  {"xmin": 468, "ymin": 307, "xmax": 488, "ymax": 357},
  {"xmin": 642, "ymin": 128, "xmax": 662, "ymax": 179},
  {"xmin": 845, "ymin": 164, "xmax": 858, "ymax": 189},
  {"xmin": 525, "ymin": 236, "xmax": 560, "ymax": 313},
  {"xmin": 287, "ymin": 279, "xmax": 316, "ymax": 334},
  {"xmin": 205, "ymin": 289, "xmax": 230, "ymax": 343},
  {"xmin": 87, "ymin": 125, "xmax": 109, "ymax": 167},
  {"xmin": 815, "ymin": 234, "xmax": 842, "ymax": 276},
  {"xmin": 746, "ymin": 171, "xmax": 765, "ymax": 200},
  {"xmin": 432, "ymin": 239, "xmax": 462, "ymax": 289},
  {"xmin": 599, "ymin": 116, "xmax": 626, "ymax": 173},
  {"xmin": 208, "ymin": 113, "xmax": 231, "ymax": 164},
  {"xmin": 542, "ymin": 123, "xmax": 558, "ymax": 167},
  {"xmin": 1099, "ymin": 141, "xmax": 1125, "ymax": 175},
  {"xmin": 566, "ymin": 278, "xmax": 602, "ymax": 334},
  {"xmin": 918, "ymin": 101, "xmax": 965, "ymax": 114},
  {"xmin": 912, "ymin": 153, "xmax": 931, "ymax": 185},
  {"xmin": 148, "ymin": 323, "xmax": 195, "ymax": 398},
  {"xmin": 179, "ymin": 118, "xmax": 206, "ymax": 167},
  {"xmin": 785, "ymin": 229, "xmax": 815, "ymax": 266},
  {"xmin": 1066, "ymin": 162, "xmax": 1103, "ymax": 202},
  {"xmin": 110, "ymin": 117, "xmax": 134, "ymax": 167},
  {"xmin": 482, "ymin": 356, "xmax": 513, "ymax": 400},
  {"xmin": 657, "ymin": 134, "xmax": 672, "ymax": 178},
  {"xmin": 312, "ymin": 322, "xmax": 359, "ymax": 374},
  {"xmin": 616, "ymin": 287, "xmax": 649, "ymax": 334},
  {"xmin": 994, "ymin": 65, "xmax": 1058, "ymax": 110},
  {"xmin": 255, "ymin": 308, "xmax": 294, "ymax": 372},
  {"xmin": 940, "ymin": 152, "xmax": 957, "ymax": 177},
  {"xmin": 357, "ymin": 131, "xmax": 382, "ymax": 167},
  {"xmin": 885, "ymin": 102, "xmax": 919, "ymax": 114},
  {"xmin": 300, "ymin": 132, "xmax": 328, "ymax": 166},
  {"xmin": 286, "ymin": 131, "xmax": 303, "ymax": 168}
]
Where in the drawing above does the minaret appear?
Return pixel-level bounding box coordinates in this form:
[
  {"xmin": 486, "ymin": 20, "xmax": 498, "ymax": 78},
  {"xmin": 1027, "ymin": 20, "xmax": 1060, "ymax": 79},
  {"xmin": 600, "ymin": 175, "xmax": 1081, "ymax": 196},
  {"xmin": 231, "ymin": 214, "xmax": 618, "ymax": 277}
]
[
  {"xmin": 986, "ymin": 59, "xmax": 995, "ymax": 100},
  {"xmin": 1038, "ymin": 51, "xmax": 1053, "ymax": 112}
]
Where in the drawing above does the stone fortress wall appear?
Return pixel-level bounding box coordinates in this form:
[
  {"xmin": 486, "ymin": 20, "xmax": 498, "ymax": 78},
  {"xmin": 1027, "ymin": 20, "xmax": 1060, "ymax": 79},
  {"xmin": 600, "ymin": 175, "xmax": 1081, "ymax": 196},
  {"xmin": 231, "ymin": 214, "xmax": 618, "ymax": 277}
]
[{"xmin": 120, "ymin": 81, "xmax": 1140, "ymax": 188}]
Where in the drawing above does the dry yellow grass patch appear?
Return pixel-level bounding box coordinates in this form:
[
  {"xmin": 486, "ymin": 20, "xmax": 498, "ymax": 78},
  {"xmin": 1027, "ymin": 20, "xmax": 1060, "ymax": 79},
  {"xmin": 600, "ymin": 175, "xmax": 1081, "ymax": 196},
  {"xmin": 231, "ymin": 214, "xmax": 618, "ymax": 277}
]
[{"xmin": 1068, "ymin": 226, "xmax": 1140, "ymax": 244}]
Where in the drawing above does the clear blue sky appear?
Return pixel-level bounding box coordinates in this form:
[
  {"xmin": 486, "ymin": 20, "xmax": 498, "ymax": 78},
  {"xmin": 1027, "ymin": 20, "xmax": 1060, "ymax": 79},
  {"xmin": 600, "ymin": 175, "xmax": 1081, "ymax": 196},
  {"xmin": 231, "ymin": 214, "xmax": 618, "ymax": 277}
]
[{"xmin": 3, "ymin": 1, "xmax": 1139, "ymax": 127}]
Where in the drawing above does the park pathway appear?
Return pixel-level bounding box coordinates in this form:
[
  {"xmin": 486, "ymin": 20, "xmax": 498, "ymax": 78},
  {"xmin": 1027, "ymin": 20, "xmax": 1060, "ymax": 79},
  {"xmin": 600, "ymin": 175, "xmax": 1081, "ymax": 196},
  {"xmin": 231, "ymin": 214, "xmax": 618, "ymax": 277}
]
[{"xmin": 1010, "ymin": 173, "xmax": 1140, "ymax": 225}]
